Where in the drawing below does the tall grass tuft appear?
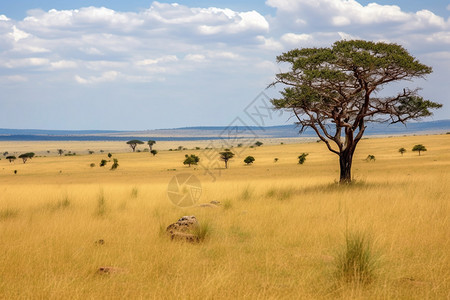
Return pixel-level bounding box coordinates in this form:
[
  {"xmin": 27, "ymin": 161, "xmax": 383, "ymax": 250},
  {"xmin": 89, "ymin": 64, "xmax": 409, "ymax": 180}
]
[
  {"xmin": 96, "ymin": 190, "xmax": 107, "ymax": 216},
  {"xmin": 192, "ymin": 220, "xmax": 212, "ymax": 242},
  {"xmin": 131, "ymin": 187, "xmax": 138, "ymax": 198},
  {"xmin": 0, "ymin": 208, "xmax": 19, "ymax": 221},
  {"xmin": 334, "ymin": 230, "xmax": 379, "ymax": 285},
  {"xmin": 240, "ymin": 185, "xmax": 253, "ymax": 201}
]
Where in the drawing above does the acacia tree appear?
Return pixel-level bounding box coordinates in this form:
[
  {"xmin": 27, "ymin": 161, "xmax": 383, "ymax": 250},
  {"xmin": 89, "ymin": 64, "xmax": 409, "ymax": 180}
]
[
  {"xmin": 126, "ymin": 140, "xmax": 144, "ymax": 152},
  {"xmin": 147, "ymin": 140, "xmax": 156, "ymax": 151},
  {"xmin": 18, "ymin": 153, "xmax": 30, "ymax": 163},
  {"xmin": 398, "ymin": 147, "xmax": 406, "ymax": 156},
  {"xmin": 6, "ymin": 155, "xmax": 16, "ymax": 163},
  {"xmin": 271, "ymin": 40, "xmax": 442, "ymax": 183},
  {"xmin": 183, "ymin": 154, "xmax": 199, "ymax": 167},
  {"xmin": 412, "ymin": 144, "xmax": 427, "ymax": 156},
  {"xmin": 219, "ymin": 149, "xmax": 234, "ymax": 169},
  {"xmin": 57, "ymin": 149, "xmax": 64, "ymax": 156}
]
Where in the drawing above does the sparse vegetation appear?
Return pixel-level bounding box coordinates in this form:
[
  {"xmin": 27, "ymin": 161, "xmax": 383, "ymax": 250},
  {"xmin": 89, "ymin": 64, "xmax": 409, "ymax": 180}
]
[
  {"xmin": 254, "ymin": 141, "xmax": 263, "ymax": 147},
  {"xmin": 244, "ymin": 156, "xmax": 255, "ymax": 165},
  {"xmin": 99, "ymin": 159, "xmax": 107, "ymax": 167},
  {"xmin": 126, "ymin": 140, "xmax": 144, "ymax": 152},
  {"xmin": 183, "ymin": 154, "xmax": 199, "ymax": 167},
  {"xmin": 398, "ymin": 147, "xmax": 406, "ymax": 156},
  {"xmin": 365, "ymin": 155, "xmax": 376, "ymax": 162},
  {"xmin": 412, "ymin": 144, "xmax": 427, "ymax": 156},
  {"xmin": 110, "ymin": 158, "xmax": 119, "ymax": 170},
  {"xmin": 298, "ymin": 153, "xmax": 309, "ymax": 164},
  {"xmin": 150, "ymin": 149, "xmax": 158, "ymax": 156},
  {"xmin": 219, "ymin": 149, "xmax": 234, "ymax": 169},
  {"xmin": 6, "ymin": 155, "xmax": 16, "ymax": 163}
]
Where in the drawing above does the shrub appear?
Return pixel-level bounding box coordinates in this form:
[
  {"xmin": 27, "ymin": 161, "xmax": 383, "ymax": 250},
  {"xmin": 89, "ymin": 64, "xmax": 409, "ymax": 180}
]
[
  {"xmin": 365, "ymin": 155, "xmax": 376, "ymax": 162},
  {"xmin": 298, "ymin": 153, "xmax": 309, "ymax": 164},
  {"xmin": 274, "ymin": 158, "xmax": 279, "ymax": 163},
  {"xmin": 334, "ymin": 230, "xmax": 378, "ymax": 285},
  {"xmin": 150, "ymin": 150, "xmax": 158, "ymax": 156},
  {"xmin": 244, "ymin": 156, "xmax": 255, "ymax": 165},
  {"xmin": 183, "ymin": 154, "xmax": 199, "ymax": 167},
  {"xmin": 398, "ymin": 147, "xmax": 406, "ymax": 156},
  {"xmin": 90, "ymin": 163, "xmax": 95, "ymax": 167},
  {"xmin": 110, "ymin": 158, "xmax": 119, "ymax": 170},
  {"xmin": 254, "ymin": 141, "xmax": 263, "ymax": 147},
  {"xmin": 99, "ymin": 159, "xmax": 107, "ymax": 167},
  {"xmin": 108, "ymin": 153, "xmax": 112, "ymax": 158}
]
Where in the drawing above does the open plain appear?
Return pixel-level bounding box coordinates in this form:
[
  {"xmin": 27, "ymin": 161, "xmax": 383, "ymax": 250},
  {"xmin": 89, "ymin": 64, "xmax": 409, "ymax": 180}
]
[{"xmin": 0, "ymin": 134, "xmax": 449, "ymax": 299}]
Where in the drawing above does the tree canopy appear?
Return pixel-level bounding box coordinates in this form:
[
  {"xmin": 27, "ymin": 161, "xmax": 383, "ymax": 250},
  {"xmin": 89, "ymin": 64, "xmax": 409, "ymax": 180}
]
[
  {"xmin": 271, "ymin": 40, "xmax": 442, "ymax": 182},
  {"xmin": 219, "ymin": 149, "xmax": 234, "ymax": 169},
  {"xmin": 126, "ymin": 140, "xmax": 144, "ymax": 152},
  {"xmin": 412, "ymin": 144, "xmax": 427, "ymax": 156},
  {"xmin": 147, "ymin": 140, "xmax": 156, "ymax": 151},
  {"xmin": 183, "ymin": 154, "xmax": 199, "ymax": 167}
]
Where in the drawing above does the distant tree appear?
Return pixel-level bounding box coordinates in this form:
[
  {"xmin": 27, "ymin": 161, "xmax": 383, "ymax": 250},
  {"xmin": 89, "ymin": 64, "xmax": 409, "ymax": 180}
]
[
  {"xmin": 57, "ymin": 149, "xmax": 64, "ymax": 156},
  {"xmin": 237, "ymin": 143, "xmax": 243, "ymax": 147},
  {"xmin": 412, "ymin": 144, "xmax": 427, "ymax": 156},
  {"xmin": 274, "ymin": 158, "xmax": 279, "ymax": 163},
  {"xmin": 178, "ymin": 146, "xmax": 183, "ymax": 151},
  {"xmin": 398, "ymin": 147, "xmax": 406, "ymax": 156},
  {"xmin": 271, "ymin": 40, "xmax": 442, "ymax": 183},
  {"xmin": 183, "ymin": 154, "xmax": 199, "ymax": 167},
  {"xmin": 147, "ymin": 140, "xmax": 156, "ymax": 151},
  {"xmin": 3, "ymin": 151, "xmax": 8, "ymax": 156},
  {"xmin": 14, "ymin": 170, "xmax": 17, "ymax": 174},
  {"xmin": 151, "ymin": 150, "xmax": 158, "ymax": 156},
  {"xmin": 298, "ymin": 153, "xmax": 309, "ymax": 164},
  {"xmin": 110, "ymin": 158, "xmax": 119, "ymax": 170},
  {"xmin": 6, "ymin": 155, "xmax": 16, "ymax": 163},
  {"xmin": 88, "ymin": 150, "xmax": 94, "ymax": 154},
  {"xmin": 254, "ymin": 141, "xmax": 263, "ymax": 147},
  {"xmin": 18, "ymin": 153, "xmax": 30, "ymax": 163},
  {"xmin": 219, "ymin": 149, "xmax": 234, "ymax": 169},
  {"xmin": 108, "ymin": 153, "xmax": 112, "ymax": 158},
  {"xmin": 100, "ymin": 159, "xmax": 107, "ymax": 167},
  {"xmin": 126, "ymin": 140, "xmax": 144, "ymax": 152},
  {"xmin": 244, "ymin": 156, "xmax": 255, "ymax": 165},
  {"xmin": 365, "ymin": 155, "xmax": 376, "ymax": 162},
  {"xmin": 26, "ymin": 152, "xmax": 35, "ymax": 159}
]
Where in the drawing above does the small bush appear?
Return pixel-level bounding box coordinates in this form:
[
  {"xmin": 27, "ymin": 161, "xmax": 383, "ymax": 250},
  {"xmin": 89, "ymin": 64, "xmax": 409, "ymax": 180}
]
[
  {"xmin": 0, "ymin": 208, "xmax": 19, "ymax": 221},
  {"xmin": 99, "ymin": 159, "xmax": 107, "ymax": 167},
  {"xmin": 192, "ymin": 221, "xmax": 212, "ymax": 241},
  {"xmin": 110, "ymin": 158, "xmax": 119, "ymax": 170},
  {"xmin": 334, "ymin": 230, "xmax": 378, "ymax": 285},
  {"xmin": 274, "ymin": 158, "xmax": 279, "ymax": 163},
  {"xmin": 244, "ymin": 156, "xmax": 255, "ymax": 165},
  {"xmin": 298, "ymin": 153, "xmax": 309, "ymax": 164},
  {"xmin": 131, "ymin": 187, "xmax": 138, "ymax": 198},
  {"xmin": 365, "ymin": 155, "xmax": 376, "ymax": 162},
  {"xmin": 90, "ymin": 163, "xmax": 95, "ymax": 167}
]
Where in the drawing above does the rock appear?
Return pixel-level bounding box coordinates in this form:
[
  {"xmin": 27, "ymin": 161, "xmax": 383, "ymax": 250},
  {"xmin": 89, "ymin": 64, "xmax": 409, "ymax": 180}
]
[{"xmin": 166, "ymin": 215, "xmax": 199, "ymax": 242}]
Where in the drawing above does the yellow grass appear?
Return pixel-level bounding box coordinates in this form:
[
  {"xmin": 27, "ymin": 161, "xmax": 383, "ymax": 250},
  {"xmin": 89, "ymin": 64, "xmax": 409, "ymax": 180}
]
[{"xmin": 0, "ymin": 134, "xmax": 449, "ymax": 298}]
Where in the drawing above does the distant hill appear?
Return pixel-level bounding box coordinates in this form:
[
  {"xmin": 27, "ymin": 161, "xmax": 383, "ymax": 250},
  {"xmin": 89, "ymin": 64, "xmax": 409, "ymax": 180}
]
[{"xmin": 0, "ymin": 120, "xmax": 448, "ymax": 141}]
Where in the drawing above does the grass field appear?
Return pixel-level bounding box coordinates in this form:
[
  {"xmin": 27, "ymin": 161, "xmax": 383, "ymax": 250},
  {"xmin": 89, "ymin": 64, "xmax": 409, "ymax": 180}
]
[{"xmin": 0, "ymin": 134, "xmax": 449, "ymax": 299}]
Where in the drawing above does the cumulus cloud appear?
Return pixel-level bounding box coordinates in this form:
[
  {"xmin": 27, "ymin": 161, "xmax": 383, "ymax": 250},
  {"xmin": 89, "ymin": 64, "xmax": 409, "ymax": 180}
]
[{"xmin": 75, "ymin": 71, "xmax": 119, "ymax": 84}]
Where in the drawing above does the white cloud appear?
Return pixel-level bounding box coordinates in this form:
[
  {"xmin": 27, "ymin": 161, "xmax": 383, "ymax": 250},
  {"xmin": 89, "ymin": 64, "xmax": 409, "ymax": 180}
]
[
  {"xmin": 136, "ymin": 55, "xmax": 178, "ymax": 66},
  {"xmin": 0, "ymin": 75, "xmax": 28, "ymax": 82},
  {"xmin": 9, "ymin": 25, "xmax": 29, "ymax": 41},
  {"xmin": 50, "ymin": 60, "xmax": 78, "ymax": 69},
  {"xmin": 280, "ymin": 33, "xmax": 313, "ymax": 45},
  {"xmin": 185, "ymin": 54, "xmax": 206, "ymax": 62},
  {"xmin": 75, "ymin": 71, "xmax": 119, "ymax": 84}
]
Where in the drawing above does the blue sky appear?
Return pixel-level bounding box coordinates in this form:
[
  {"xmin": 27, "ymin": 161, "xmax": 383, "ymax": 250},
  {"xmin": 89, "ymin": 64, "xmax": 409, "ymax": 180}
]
[{"xmin": 0, "ymin": 1, "xmax": 449, "ymax": 130}]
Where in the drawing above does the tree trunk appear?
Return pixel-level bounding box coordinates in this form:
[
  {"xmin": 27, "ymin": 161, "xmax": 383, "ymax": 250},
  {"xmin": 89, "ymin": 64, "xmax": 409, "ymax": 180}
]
[
  {"xmin": 339, "ymin": 148, "xmax": 355, "ymax": 183},
  {"xmin": 225, "ymin": 160, "xmax": 228, "ymax": 169}
]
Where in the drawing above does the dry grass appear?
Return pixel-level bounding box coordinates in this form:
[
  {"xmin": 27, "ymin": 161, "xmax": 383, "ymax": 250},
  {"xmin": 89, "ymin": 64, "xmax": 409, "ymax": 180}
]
[{"xmin": 0, "ymin": 134, "xmax": 448, "ymax": 298}]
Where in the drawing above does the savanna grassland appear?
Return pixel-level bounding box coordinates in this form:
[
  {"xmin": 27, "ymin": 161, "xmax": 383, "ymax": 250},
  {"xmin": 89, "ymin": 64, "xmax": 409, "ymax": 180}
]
[{"xmin": 0, "ymin": 134, "xmax": 449, "ymax": 299}]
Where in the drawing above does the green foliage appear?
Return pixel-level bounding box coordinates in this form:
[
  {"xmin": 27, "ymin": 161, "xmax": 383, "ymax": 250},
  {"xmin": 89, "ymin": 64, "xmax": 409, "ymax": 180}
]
[
  {"xmin": 18, "ymin": 153, "xmax": 34, "ymax": 163},
  {"xmin": 88, "ymin": 150, "xmax": 94, "ymax": 154},
  {"xmin": 254, "ymin": 141, "xmax": 263, "ymax": 147},
  {"xmin": 108, "ymin": 153, "xmax": 112, "ymax": 158},
  {"xmin": 183, "ymin": 154, "xmax": 199, "ymax": 167},
  {"xmin": 412, "ymin": 144, "xmax": 427, "ymax": 155},
  {"xmin": 6, "ymin": 156, "xmax": 16, "ymax": 163},
  {"xmin": 244, "ymin": 156, "xmax": 255, "ymax": 165},
  {"xmin": 110, "ymin": 158, "xmax": 119, "ymax": 170},
  {"xmin": 219, "ymin": 149, "xmax": 235, "ymax": 168},
  {"xmin": 99, "ymin": 159, "xmax": 107, "ymax": 167},
  {"xmin": 271, "ymin": 40, "xmax": 441, "ymax": 183},
  {"xmin": 57, "ymin": 149, "xmax": 64, "ymax": 156},
  {"xmin": 365, "ymin": 155, "xmax": 376, "ymax": 162},
  {"xmin": 2, "ymin": 151, "xmax": 8, "ymax": 156},
  {"xmin": 274, "ymin": 158, "xmax": 279, "ymax": 163},
  {"xmin": 298, "ymin": 153, "xmax": 309, "ymax": 164},
  {"xmin": 147, "ymin": 140, "xmax": 156, "ymax": 151},
  {"xmin": 334, "ymin": 230, "xmax": 379, "ymax": 285},
  {"xmin": 398, "ymin": 147, "xmax": 406, "ymax": 156},
  {"xmin": 150, "ymin": 150, "xmax": 158, "ymax": 156},
  {"xmin": 126, "ymin": 140, "xmax": 144, "ymax": 152}
]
